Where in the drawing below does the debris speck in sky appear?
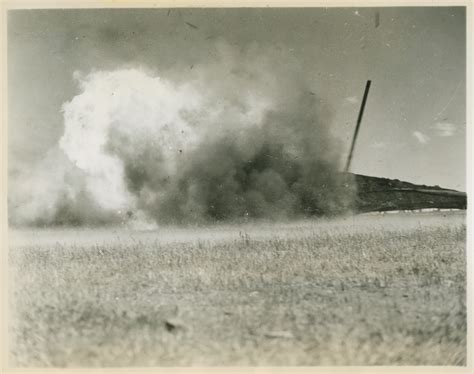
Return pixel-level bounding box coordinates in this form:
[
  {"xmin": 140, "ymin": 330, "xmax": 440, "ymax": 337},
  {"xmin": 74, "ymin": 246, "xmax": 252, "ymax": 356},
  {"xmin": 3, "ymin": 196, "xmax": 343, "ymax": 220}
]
[{"xmin": 185, "ymin": 22, "xmax": 198, "ymax": 29}]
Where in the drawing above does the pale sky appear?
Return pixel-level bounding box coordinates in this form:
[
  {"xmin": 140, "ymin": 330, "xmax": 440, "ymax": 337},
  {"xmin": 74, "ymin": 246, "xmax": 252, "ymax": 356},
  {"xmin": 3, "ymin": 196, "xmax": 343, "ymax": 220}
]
[{"xmin": 8, "ymin": 7, "xmax": 466, "ymax": 190}]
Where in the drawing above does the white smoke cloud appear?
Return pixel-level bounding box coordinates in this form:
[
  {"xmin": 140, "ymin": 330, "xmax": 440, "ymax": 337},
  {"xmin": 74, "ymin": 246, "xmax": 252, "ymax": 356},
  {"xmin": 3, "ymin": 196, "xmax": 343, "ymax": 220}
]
[
  {"xmin": 59, "ymin": 69, "xmax": 203, "ymax": 213},
  {"xmin": 413, "ymin": 131, "xmax": 430, "ymax": 144},
  {"xmin": 8, "ymin": 149, "xmax": 73, "ymax": 224},
  {"xmin": 345, "ymin": 96, "xmax": 358, "ymax": 104},
  {"xmin": 432, "ymin": 121, "xmax": 457, "ymax": 137}
]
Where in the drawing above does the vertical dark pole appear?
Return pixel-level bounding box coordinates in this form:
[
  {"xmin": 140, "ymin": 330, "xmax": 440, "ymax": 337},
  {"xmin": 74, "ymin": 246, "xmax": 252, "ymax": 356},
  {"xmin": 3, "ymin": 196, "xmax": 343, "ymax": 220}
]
[{"xmin": 344, "ymin": 80, "xmax": 371, "ymax": 172}]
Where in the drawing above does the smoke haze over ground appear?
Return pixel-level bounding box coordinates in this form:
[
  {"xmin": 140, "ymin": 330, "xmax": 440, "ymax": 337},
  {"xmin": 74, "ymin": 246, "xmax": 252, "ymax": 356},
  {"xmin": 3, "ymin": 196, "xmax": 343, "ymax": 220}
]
[{"xmin": 8, "ymin": 42, "xmax": 356, "ymax": 226}]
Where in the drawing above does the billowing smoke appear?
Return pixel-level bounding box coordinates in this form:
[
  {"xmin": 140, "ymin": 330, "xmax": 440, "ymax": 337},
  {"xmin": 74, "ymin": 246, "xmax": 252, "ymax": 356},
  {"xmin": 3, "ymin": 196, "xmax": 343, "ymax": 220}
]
[{"xmin": 9, "ymin": 43, "xmax": 356, "ymax": 227}]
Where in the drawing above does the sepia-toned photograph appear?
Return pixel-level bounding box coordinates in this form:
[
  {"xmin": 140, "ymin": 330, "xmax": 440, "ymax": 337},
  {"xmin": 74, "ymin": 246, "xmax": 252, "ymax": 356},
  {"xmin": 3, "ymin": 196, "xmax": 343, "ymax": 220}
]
[{"xmin": 5, "ymin": 3, "xmax": 469, "ymax": 368}]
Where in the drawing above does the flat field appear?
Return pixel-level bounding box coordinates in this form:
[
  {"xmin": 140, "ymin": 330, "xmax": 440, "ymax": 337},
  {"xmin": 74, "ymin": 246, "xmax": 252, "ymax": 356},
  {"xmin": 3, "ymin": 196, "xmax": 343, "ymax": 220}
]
[{"xmin": 8, "ymin": 212, "xmax": 466, "ymax": 366}]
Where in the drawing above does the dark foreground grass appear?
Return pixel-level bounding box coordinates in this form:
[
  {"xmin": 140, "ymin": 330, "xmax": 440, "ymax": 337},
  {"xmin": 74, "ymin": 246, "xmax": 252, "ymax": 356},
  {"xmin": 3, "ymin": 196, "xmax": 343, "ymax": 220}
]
[{"xmin": 8, "ymin": 212, "xmax": 466, "ymax": 366}]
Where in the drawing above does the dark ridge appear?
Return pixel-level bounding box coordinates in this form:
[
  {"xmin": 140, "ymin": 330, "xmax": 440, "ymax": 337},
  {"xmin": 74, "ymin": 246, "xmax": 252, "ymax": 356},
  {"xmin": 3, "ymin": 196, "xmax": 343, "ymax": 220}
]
[{"xmin": 351, "ymin": 173, "xmax": 467, "ymax": 212}]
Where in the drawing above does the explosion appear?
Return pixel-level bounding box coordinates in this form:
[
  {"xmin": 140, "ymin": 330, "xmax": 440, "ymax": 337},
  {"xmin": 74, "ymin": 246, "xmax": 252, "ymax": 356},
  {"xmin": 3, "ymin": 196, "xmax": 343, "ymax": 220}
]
[{"xmin": 9, "ymin": 44, "xmax": 356, "ymax": 226}]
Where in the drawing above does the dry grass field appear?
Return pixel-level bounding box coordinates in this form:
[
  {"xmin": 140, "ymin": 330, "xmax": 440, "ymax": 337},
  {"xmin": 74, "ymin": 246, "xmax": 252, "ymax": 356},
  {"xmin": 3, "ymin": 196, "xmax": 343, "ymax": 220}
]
[{"xmin": 8, "ymin": 211, "xmax": 466, "ymax": 367}]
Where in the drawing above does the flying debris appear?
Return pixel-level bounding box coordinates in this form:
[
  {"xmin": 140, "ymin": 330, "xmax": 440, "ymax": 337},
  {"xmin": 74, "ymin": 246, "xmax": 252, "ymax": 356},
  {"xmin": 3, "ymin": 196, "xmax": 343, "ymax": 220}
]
[
  {"xmin": 345, "ymin": 80, "xmax": 371, "ymax": 173},
  {"xmin": 185, "ymin": 22, "xmax": 198, "ymax": 29},
  {"xmin": 375, "ymin": 11, "xmax": 380, "ymax": 28}
]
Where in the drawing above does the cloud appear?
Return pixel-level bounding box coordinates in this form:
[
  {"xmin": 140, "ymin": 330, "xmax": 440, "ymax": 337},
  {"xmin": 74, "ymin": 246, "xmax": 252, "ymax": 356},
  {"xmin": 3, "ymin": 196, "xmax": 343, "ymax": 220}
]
[
  {"xmin": 345, "ymin": 96, "xmax": 358, "ymax": 104},
  {"xmin": 413, "ymin": 131, "xmax": 430, "ymax": 144},
  {"xmin": 432, "ymin": 122, "xmax": 457, "ymax": 137}
]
